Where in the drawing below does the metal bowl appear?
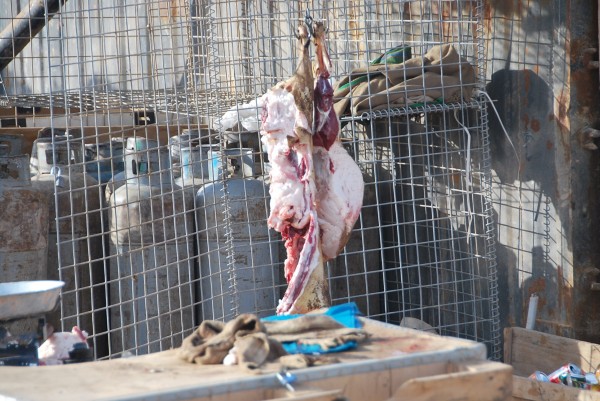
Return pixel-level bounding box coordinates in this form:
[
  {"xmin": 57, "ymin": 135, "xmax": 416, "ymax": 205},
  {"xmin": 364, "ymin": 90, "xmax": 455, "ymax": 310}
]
[{"xmin": 0, "ymin": 280, "xmax": 65, "ymax": 321}]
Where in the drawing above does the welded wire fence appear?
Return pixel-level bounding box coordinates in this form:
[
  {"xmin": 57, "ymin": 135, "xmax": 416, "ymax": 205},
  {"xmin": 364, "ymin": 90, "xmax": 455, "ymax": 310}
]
[{"xmin": 0, "ymin": 0, "xmax": 500, "ymax": 360}]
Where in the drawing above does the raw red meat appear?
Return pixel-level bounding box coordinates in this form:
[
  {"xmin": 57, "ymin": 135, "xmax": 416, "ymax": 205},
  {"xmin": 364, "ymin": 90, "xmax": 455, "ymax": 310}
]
[{"xmin": 312, "ymin": 22, "xmax": 364, "ymax": 261}]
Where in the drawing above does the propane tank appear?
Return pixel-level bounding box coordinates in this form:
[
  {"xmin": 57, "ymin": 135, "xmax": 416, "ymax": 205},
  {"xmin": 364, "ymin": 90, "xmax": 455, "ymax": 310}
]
[
  {"xmin": 31, "ymin": 127, "xmax": 81, "ymax": 175},
  {"xmin": 169, "ymin": 129, "xmax": 203, "ymax": 179},
  {"xmin": 30, "ymin": 135, "xmax": 104, "ymax": 339},
  {"xmin": 0, "ymin": 144, "xmax": 50, "ymax": 334},
  {"xmin": 196, "ymin": 148, "xmax": 279, "ymax": 321},
  {"xmin": 85, "ymin": 138, "xmax": 125, "ymax": 185},
  {"xmin": 172, "ymin": 144, "xmax": 211, "ymax": 257},
  {"xmin": 174, "ymin": 144, "xmax": 217, "ymax": 195},
  {"xmin": 108, "ymin": 137, "xmax": 194, "ymax": 355},
  {"xmin": 104, "ymin": 170, "xmax": 126, "ymax": 206}
]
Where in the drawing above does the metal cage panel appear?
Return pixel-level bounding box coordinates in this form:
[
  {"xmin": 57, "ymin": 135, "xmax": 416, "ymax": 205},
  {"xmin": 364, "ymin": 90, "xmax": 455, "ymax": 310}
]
[{"xmin": 0, "ymin": 0, "xmax": 500, "ymax": 360}]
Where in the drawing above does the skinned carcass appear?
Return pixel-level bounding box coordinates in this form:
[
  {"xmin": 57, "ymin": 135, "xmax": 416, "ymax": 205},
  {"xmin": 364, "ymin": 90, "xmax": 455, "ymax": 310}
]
[
  {"xmin": 261, "ymin": 23, "xmax": 327, "ymax": 315},
  {"xmin": 260, "ymin": 21, "xmax": 363, "ymax": 315}
]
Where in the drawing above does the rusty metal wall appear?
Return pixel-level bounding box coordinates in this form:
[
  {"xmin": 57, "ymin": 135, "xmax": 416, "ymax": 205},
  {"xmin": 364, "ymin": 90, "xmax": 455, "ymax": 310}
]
[{"xmin": 484, "ymin": 0, "xmax": 600, "ymax": 343}]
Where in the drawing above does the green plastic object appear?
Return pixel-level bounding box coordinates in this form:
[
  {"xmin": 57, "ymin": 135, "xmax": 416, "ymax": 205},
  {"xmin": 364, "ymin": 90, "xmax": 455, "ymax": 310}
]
[{"xmin": 338, "ymin": 45, "xmax": 412, "ymax": 92}]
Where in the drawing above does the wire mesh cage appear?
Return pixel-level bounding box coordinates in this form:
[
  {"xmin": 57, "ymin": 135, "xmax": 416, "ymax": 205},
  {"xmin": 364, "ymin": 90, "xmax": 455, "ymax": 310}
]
[{"xmin": 0, "ymin": 0, "xmax": 500, "ymax": 361}]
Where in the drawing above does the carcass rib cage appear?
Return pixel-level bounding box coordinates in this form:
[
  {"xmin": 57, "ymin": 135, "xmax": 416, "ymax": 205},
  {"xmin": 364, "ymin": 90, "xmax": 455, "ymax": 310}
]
[{"xmin": 0, "ymin": 0, "xmax": 500, "ymax": 360}]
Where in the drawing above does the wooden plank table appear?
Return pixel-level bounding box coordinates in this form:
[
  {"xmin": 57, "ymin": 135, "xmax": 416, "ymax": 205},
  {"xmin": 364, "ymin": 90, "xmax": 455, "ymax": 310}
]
[{"xmin": 0, "ymin": 319, "xmax": 512, "ymax": 401}]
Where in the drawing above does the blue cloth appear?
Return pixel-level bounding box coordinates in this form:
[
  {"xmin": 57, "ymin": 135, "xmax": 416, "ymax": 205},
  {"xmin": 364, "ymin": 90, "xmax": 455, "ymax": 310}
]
[{"xmin": 262, "ymin": 303, "xmax": 362, "ymax": 355}]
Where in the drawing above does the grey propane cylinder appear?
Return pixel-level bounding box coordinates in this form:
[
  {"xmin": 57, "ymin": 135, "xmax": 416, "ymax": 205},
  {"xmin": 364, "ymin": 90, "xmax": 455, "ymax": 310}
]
[
  {"xmin": 171, "ymin": 143, "xmax": 213, "ymax": 330},
  {"xmin": 173, "ymin": 144, "xmax": 214, "ymax": 256},
  {"xmin": 108, "ymin": 137, "xmax": 194, "ymax": 356},
  {"xmin": 0, "ymin": 148, "xmax": 49, "ymax": 334},
  {"xmin": 30, "ymin": 135, "xmax": 104, "ymax": 344},
  {"xmin": 195, "ymin": 148, "xmax": 280, "ymax": 321},
  {"xmin": 169, "ymin": 129, "xmax": 202, "ymax": 179},
  {"xmin": 174, "ymin": 143, "xmax": 218, "ymax": 195},
  {"xmin": 84, "ymin": 138, "xmax": 125, "ymax": 185}
]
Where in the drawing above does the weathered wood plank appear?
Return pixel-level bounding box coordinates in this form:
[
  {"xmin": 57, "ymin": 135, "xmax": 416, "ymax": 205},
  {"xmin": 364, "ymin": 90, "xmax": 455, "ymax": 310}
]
[
  {"xmin": 0, "ymin": 125, "xmax": 207, "ymax": 155},
  {"xmin": 389, "ymin": 360, "xmax": 513, "ymax": 401},
  {"xmin": 504, "ymin": 326, "xmax": 514, "ymax": 365},
  {"xmin": 505, "ymin": 327, "xmax": 600, "ymax": 376},
  {"xmin": 512, "ymin": 375, "xmax": 600, "ymax": 401},
  {"xmin": 0, "ymin": 106, "xmax": 75, "ymax": 118}
]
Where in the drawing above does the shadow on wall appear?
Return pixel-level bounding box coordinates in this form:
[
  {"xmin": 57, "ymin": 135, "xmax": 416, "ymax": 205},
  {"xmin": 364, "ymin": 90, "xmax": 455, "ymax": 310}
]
[
  {"xmin": 486, "ymin": 68, "xmax": 572, "ymax": 336},
  {"xmin": 487, "ymin": 68, "xmax": 561, "ymax": 223},
  {"xmin": 521, "ymin": 246, "xmax": 562, "ymax": 323}
]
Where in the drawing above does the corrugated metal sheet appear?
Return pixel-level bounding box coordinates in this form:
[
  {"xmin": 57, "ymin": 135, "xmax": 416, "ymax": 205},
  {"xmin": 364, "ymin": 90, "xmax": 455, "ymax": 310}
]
[{"xmin": 0, "ymin": 0, "xmax": 189, "ymax": 96}]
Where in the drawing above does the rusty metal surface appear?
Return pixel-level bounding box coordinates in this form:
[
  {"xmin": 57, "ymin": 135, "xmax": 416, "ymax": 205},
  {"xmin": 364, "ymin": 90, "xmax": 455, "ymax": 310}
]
[
  {"xmin": 568, "ymin": 0, "xmax": 600, "ymax": 342},
  {"xmin": 485, "ymin": 0, "xmax": 600, "ymax": 344}
]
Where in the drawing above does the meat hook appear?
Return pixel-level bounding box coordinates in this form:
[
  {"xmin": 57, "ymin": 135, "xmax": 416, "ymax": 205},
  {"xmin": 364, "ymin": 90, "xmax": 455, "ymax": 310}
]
[{"xmin": 304, "ymin": 9, "xmax": 314, "ymax": 38}]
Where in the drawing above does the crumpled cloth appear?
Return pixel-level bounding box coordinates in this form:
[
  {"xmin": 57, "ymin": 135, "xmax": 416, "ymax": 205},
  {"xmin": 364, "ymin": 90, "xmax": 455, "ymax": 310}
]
[
  {"xmin": 177, "ymin": 314, "xmax": 284, "ymax": 369},
  {"xmin": 227, "ymin": 332, "xmax": 287, "ymax": 370},
  {"xmin": 333, "ymin": 44, "xmax": 476, "ymax": 117},
  {"xmin": 262, "ymin": 303, "xmax": 368, "ymax": 354},
  {"xmin": 177, "ymin": 303, "xmax": 369, "ymax": 370}
]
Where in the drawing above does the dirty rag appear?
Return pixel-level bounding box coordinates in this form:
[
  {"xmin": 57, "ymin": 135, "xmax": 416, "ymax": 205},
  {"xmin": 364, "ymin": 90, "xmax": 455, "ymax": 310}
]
[
  {"xmin": 177, "ymin": 303, "xmax": 368, "ymax": 370},
  {"xmin": 262, "ymin": 302, "xmax": 367, "ymax": 354},
  {"xmin": 177, "ymin": 313, "xmax": 266, "ymax": 365}
]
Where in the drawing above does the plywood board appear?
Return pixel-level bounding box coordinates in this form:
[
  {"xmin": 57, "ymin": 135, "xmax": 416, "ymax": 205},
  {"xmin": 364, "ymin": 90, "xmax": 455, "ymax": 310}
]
[{"xmin": 0, "ymin": 318, "xmax": 487, "ymax": 401}]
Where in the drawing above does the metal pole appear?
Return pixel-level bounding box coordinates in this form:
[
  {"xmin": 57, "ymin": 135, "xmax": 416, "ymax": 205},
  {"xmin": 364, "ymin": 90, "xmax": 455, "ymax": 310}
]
[{"xmin": 0, "ymin": 0, "xmax": 67, "ymax": 71}]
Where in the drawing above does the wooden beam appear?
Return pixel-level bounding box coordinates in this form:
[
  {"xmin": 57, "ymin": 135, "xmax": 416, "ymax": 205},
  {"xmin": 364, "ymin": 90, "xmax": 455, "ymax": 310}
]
[
  {"xmin": 0, "ymin": 125, "xmax": 210, "ymax": 155},
  {"xmin": 0, "ymin": 107, "xmax": 76, "ymax": 119}
]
